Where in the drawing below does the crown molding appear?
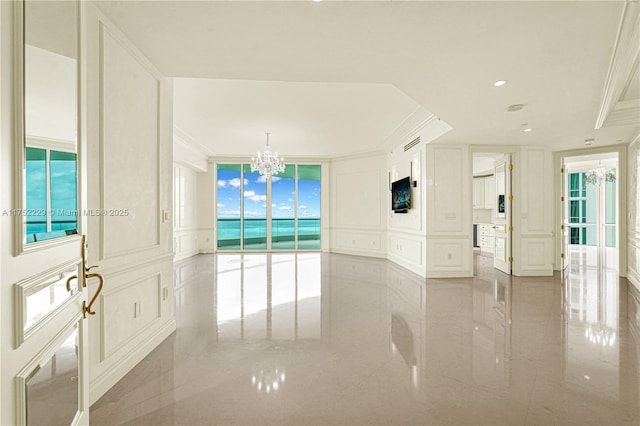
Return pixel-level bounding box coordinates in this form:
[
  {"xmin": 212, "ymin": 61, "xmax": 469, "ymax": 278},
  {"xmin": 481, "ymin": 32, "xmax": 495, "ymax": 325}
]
[
  {"xmin": 381, "ymin": 107, "xmax": 439, "ymax": 153},
  {"xmin": 596, "ymin": 0, "xmax": 640, "ymax": 129},
  {"xmin": 173, "ymin": 125, "xmax": 214, "ymax": 157}
]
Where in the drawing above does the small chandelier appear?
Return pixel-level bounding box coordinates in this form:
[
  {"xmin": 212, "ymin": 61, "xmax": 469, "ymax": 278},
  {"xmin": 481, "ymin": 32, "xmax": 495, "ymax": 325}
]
[
  {"xmin": 585, "ymin": 167, "xmax": 616, "ymax": 186},
  {"xmin": 250, "ymin": 132, "xmax": 285, "ymax": 177}
]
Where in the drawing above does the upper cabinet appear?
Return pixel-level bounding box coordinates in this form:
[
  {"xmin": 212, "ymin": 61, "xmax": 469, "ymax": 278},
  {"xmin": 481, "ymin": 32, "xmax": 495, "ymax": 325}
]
[
  {"xmin": 473, "ymin": 178, "xmax": 485, "ymax": 209},
  {"xmin": 484, "ymin": 176, "xmax": 495, "ymax": 210},
  {"xmin": 473, "ymin": 176, "xmax": 495, "ymax": 210}
]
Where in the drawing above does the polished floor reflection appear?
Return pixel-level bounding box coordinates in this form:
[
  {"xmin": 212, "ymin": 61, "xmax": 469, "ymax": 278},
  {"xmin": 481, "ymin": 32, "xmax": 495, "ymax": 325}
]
[{"xmin": 91, "ymin": 252, "xmax": 640, "ymax": 425}]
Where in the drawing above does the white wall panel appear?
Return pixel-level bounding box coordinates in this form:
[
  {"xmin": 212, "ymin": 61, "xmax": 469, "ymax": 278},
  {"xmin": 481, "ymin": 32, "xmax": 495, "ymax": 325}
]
[
  {"xmin": 333, "ymin": 230, "xmax": 385, "ymax": 256},
  {"xmin": 173, "ymin": 164, "xmax": 199, "ymax": 260},
  {"xmin": 101, "ymin": 27, "xmax": 160, "ymax": 258},
  {"xmin": 521, "ymin": 148, "xmax": 549, "ymax": 234},
  {"xmin": 514, "ymin": 147, "xmax": 553, "ymax": 276},
  {"xmin": 430, "ymin": 147, "xmax": 466, "ymax": 234},
  {"xmin": 101, "ymin": 274, "xmax": 160, "ymax": 360},
  {"xmin": 426, "ymin": 145, "xmax": 472, "ymax": 277},
  {"xmin": 330, "ymin": 154, "xmax": 387, "ymax": 258},
  {"xmin": 86, "ymin": 4, "xmax": 175, "ymax": 404},
  {"xmin": 335, "ymin": 170, "xmax": 382, "ymax": 227},
  {"xmin": 629, "ymin": 138, "xmax": 640, "ymax": 291},
  {"xmin": 426, "ymin": 238, "xmax": 473, "ymax": 278},
  {"xmin": 388, "ymin": 234, "xmax": 423, "ymax": 265}
]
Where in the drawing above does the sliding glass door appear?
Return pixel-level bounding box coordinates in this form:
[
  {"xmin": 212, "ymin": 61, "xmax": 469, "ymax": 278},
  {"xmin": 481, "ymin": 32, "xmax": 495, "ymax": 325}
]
[
  {"xmin": 243, "ymin": 164, "xmax": 267, "ymax": 250},
  {"xmin": 297, "ymin": 165, "xmax": 321, "ymax": 249},
  {"xmin": 217, "ymin": 163, "xmax": 321, "ymax": 251}
]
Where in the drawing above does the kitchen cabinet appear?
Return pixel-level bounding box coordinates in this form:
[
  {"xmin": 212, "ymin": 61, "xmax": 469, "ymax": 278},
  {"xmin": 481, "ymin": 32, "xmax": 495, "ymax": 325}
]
[
  {"xmin": 477, "ymin": 223, "xmax": 495, "ymax": 254},
  {"xmin": 473, "ymin": 175, "xmax": 495, "ymax": 210},
  {"xmin": 473, "ymin": 178, "xmax": 484, "ymax": 209},
  {"xmin": 484, "ymin": 176, "xmax": 495, "ymax": 209}
]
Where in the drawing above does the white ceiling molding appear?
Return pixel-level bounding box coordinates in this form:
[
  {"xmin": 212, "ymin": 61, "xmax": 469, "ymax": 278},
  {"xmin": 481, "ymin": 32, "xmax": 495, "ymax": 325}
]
[
  {"xmin": 381, "ymin": 108, "xmax": 440, "ymax": 153},
  {"xmin": 173, "ymin": 126, "xmax": 210, "ymax": 172},
  {"xmin": 174, "ymin": 125, "xmax": 214, "ymax": 157},
  {"xmin": 596, "ymin": 0, "xmax": 640, "ymax": 129}
]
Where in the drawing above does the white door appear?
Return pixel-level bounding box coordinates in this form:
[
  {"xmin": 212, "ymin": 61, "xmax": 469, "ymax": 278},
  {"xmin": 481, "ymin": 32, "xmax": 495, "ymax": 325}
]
[
  {"xmin": 560, "ymin": 158, "xmax": 570, "ymax": 277},
  {"xmin": 493, "ymin": 155, "xmax": 512, "ymax": 274},
  {"xmin": 1, "ymin": 1, "xmax": 96, "ymax": 424}
]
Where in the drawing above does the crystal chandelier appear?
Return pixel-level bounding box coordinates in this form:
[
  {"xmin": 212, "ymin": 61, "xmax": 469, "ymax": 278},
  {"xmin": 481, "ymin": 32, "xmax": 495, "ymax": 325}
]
[
  {"xmin": 250, "ymin": 132, "xmax": 285, "ymax": 177},
  {"xmin": 585, "ymin": 167, "xmax": 616, "ymax": 186}
]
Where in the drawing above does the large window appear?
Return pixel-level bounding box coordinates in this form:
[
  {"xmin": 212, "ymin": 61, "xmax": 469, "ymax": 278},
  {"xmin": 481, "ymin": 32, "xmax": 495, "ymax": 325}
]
[{"xmin": 217, "ymin": 164, "xmax": 321, "ymax": 250}]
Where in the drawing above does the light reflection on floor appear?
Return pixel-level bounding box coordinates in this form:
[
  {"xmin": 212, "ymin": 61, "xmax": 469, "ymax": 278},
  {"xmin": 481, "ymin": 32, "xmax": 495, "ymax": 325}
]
[{"xmin": 91, "ymin": 252, "xmax": 640, "ymax": 425}]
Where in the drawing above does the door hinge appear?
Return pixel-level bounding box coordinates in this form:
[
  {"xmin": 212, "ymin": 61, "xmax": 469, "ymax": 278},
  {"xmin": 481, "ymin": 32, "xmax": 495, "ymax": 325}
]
[
  {"xmin": 508, "ymin": 256, "xmax": 513, "ymax": 263},
  {"xmin": 561, "ymin": 196, "xmax": 564, "ymax": 202},
  {"xmin": 508, "ymin": 164, "xmax": 513, "ymax": 171},
  {"xmin": 561, "ymin": 224, "xmax": 565, "ymax": 230},
  {"xmin": 509, "ymin": 226, "xmax": 513, "ymax": 231},
  {"xmin": 561, "ymin": 167, "xmax": 564, "ymax": 173},
  {"xmin": 508, "ymin": 195, "xmax": 513, "ymax": 201},
  {"xmin": 561, "ymin": 253, "xmax": 565, "ymax": 258}
]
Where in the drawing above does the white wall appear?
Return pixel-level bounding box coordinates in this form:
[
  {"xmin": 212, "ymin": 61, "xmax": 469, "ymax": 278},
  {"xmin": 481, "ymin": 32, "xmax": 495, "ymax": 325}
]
[
  {"xmin": 85, "ymin": 3, "xmax": 176, "ymax": 404},
  {"xmin": 512, "ymin": 147, "xmax": 554, "ymax": 276},
  {"xmin": 197, "ymin": 164, "xmax": 216, "ymax": 253},
  {"xmin": 173, "ymin": 164, "xmax": 199, "ymax": 261},
  {"xmin": 629, "ymin": 136, "xmax": 640, "ymax": 292},
  {"xmin": 387, "ymin": 141, "xmax": 427, "ymax": 276},
  {"xmin": 330, "ymin": 154, "xmax": 388, "ymax": 258},
  {"xmin": 426, "ymin": 145, "xmax": 474, "ymax": 278}
]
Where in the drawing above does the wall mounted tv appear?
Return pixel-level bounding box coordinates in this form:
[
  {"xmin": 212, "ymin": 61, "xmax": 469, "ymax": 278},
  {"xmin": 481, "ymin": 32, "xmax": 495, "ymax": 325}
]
[{"xmin": 391, "ymin": 176, "xmax": 412, "ymax": 213}]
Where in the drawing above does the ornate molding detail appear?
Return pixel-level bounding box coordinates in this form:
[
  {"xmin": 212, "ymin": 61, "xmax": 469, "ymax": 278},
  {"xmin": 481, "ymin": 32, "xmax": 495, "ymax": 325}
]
[{"xmin": 596, "ymin": 1, "xmax": 640, "ymax": 129}]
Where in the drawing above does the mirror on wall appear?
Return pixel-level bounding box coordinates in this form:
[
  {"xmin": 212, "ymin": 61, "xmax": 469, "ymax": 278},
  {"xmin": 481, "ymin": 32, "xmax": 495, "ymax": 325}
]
[{"xmin": 22, "ymin": 0, "xmax": 79, "ymax": 245}]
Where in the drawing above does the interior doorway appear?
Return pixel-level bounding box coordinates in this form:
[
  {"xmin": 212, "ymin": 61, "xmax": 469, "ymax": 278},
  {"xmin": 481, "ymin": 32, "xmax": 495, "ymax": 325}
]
[
  {"xmin": 472, "ymin": 152, "xmax": 513, "ymax": 276},
  {"xmin": 562, "ymin": 152, "xmax": 620, "ymax": 273}
]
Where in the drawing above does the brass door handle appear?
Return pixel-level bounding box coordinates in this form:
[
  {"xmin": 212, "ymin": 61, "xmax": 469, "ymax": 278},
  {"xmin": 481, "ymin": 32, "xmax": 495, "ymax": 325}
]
[
  {"xmin": 78, "ymin": 235, "xmax": 104, "ymax": 318},
  {"xmin": 83, "ymin": 272, "xmax": 104, "ymax": 318}
]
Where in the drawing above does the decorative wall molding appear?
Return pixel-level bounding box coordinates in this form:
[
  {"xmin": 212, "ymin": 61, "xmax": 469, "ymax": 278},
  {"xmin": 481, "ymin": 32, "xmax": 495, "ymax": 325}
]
[
  {"xmin": 99, "ymin": 23, "xmax": 162, "ymax": 260},
  {"xmin": 596, "ymin": 0, "xmax": 640, "ymax": 129},
  {"xmin": 100, "ymin": 272, "xmax": 161, "ymax": 360}
]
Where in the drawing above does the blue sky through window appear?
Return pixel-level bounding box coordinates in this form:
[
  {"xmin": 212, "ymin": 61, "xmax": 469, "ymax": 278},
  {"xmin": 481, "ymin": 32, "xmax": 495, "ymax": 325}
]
[{"xmin": 217, "ymin": 165, "xmax": 320, "ymax": 219}]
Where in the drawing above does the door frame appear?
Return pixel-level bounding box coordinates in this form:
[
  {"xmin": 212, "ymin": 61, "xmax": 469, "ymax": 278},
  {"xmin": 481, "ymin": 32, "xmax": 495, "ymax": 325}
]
[
  {"xmin": 553, "ymin": 145, "xmax": 628, "ymax": 276},
  {"xmin": 470, "ymin": 146, "xmax": 518, "ymax": 276}
]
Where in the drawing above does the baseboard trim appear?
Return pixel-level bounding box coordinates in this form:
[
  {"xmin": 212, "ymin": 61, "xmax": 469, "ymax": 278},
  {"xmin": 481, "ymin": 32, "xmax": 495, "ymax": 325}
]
[
  {"xmin": 89, "ymin": 319, "xmax": 176, "ymax": 406},
  {"xmin": 387, "ymin": 254, "xmax": 426, "ymax": 278},
  {"xmin": 330, "ymin": 247, "xmax": 386, "ymax": 259},
  {"xmin": 426, "ymin": 270, "xmax": 474, "ymax": 279}
]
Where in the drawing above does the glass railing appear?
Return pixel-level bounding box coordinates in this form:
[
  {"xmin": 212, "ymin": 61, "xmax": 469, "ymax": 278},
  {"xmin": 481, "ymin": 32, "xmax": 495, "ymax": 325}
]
[{"xmin": 217, "ymin": 218, "xmax": 320, "ymax": 250}]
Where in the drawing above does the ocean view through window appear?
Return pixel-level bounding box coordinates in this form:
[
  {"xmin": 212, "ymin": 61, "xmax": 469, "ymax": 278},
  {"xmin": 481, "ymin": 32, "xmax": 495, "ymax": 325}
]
[
  {"xmin": 217, "ymin": 164, "xmax": 320, "ymax": 250},
  {"xmin": 25, "ymin": 147, "xmax": 77, "ymax": 243}
]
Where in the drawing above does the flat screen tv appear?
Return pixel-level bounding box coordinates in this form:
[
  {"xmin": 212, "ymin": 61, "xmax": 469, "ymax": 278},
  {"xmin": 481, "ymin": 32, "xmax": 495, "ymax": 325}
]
[{"xmin": 391, "ymin": 176, "xmax": 411, "ymax": 213}]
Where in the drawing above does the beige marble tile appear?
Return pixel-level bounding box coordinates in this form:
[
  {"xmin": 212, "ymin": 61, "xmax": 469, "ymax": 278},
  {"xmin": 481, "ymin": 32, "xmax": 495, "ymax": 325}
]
[{"xmin": 91, "ymin": 251, "xmax": 640, "ymax": 425}]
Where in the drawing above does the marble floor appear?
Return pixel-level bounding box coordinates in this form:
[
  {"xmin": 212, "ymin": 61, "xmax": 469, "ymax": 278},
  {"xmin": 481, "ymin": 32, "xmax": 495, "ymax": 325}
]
[{"xmin": 91, "ymin": 250, "xmax": 640, "ymax": 425}]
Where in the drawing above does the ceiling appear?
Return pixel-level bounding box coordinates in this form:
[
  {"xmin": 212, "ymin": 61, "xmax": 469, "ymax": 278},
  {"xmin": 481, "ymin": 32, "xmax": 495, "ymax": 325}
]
[{"xmin": 96, "ymin": 0, "xmax": 640, "ymax": 157}]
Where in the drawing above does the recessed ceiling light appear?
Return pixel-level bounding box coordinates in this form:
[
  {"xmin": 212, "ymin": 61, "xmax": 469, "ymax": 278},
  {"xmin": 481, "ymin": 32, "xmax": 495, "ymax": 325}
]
[
  {"xmin": 312, "ymin": 0, "xmax": 322, "ymax": 2},
  {"xmin": 524, "ymin": 128, "xmax": 533, "ymax": 132},
  {"xmin": 494, "ymin": 80, "xmax": 507, "ymax": 87},
  {"xmin": 507, "ymin": 104, "xmax": 524, "ymax": 112}
]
